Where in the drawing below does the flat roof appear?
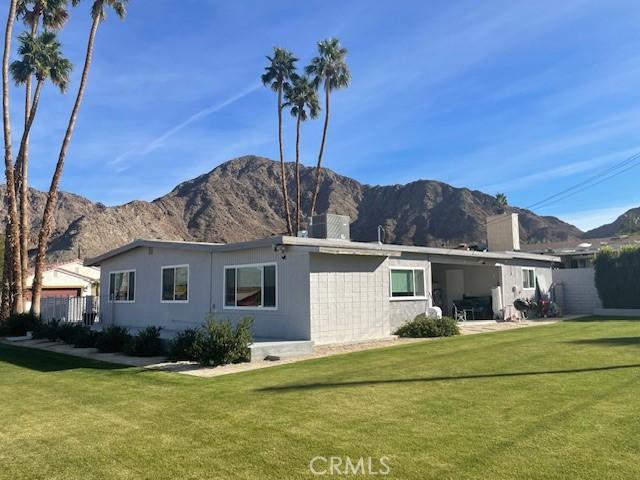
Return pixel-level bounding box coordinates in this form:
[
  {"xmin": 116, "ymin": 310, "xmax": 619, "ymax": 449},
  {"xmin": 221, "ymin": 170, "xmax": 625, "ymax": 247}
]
[{"xmin": 86, "ymin": 236, "xmax": 560, "ymax": 266}]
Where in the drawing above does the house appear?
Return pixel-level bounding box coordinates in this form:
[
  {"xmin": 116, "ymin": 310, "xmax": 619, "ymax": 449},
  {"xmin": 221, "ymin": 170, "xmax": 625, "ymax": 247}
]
[
  {"xmin": 521, "ymin": 233, "xmax": 640, "ymax": 314},
  {"xmin": 521, "ymin": 233, "xmax": 640, "ymax": 268},
  {"xmin": 24, "ymin": 259, "xmax": 100, "ymax": 308},
  {"xmin": 24, "ymin": 259, "xmax": 100, "ymax": 319},
  {"xmin": 85, "ymin": 213, "xmax": 558, "ymax": 346}
]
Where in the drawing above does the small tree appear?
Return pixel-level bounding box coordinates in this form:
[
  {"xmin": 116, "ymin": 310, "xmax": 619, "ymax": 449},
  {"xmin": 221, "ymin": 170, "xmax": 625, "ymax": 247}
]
[{"xmin": 494, "ymin": 193, "xmax": 508, "ymax": 214}]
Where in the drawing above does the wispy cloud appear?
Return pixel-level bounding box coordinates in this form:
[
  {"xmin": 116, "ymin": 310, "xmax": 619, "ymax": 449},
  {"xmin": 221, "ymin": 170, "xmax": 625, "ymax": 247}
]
[{"xmin": 107, "ymin": 83, "xmax": 260, "ymax": 171}]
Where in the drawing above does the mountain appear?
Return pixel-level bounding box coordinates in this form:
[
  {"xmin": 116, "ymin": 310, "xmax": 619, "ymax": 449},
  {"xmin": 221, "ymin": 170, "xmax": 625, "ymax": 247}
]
[
  {"xmin": 584, "ymin": 207, "xmax": 640, "ymax": 238},
  {"xmin": 2, "ymin": 155, "xmax": 583, "ymax": 262}
]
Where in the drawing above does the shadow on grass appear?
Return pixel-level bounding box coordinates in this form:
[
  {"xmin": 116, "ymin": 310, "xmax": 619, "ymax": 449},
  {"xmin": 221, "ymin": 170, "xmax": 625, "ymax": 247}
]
[
  {"xmin": 568, "ymin": 337, "xmax": 640, "ymax": 347},
  {"xmin": 0, "ymin": 343, "xmax": 129, "ymax": 372},
  {"xmin": 256, "ymin": 363, "xmax": 640, "ymax": 393}
]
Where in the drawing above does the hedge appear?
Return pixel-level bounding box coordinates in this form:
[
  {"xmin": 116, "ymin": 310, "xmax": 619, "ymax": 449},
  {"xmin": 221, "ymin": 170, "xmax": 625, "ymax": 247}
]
[{"xmin": 594, "ymin": 245, "xmax": 640, "ymax": 308}]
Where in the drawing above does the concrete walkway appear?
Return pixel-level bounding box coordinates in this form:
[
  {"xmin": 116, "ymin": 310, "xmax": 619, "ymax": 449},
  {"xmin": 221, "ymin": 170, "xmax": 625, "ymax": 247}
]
[{"xmin": 2, "ymin": 318, "xmax": 566, "ymax": 378}]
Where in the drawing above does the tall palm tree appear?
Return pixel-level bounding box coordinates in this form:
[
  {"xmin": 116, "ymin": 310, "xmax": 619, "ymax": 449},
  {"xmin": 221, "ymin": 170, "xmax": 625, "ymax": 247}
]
[
  {"xmin": 2, "ymin": 0, "xmax": 24, "ymax": 314},
  {"xmin": 14, "ymin": 0, "xmax": 70, "ymax": 305},
  {"xmin": 261, "ymin": 47, "xmax": 297, "ymax": 235},
  {"xmin": 31, "ymin": 0, "xmax": 127, "ymax": 316},
  {"xmin": 11, "ymin": 31, "xmax": 72, "ymax": 187},
  {"xmin": 284, "ymin": 75, "xmax": 320, "ymax": 234},
  {"xmin": 305, "ymin": 38, "xmax": 350, "ymax": 218}
]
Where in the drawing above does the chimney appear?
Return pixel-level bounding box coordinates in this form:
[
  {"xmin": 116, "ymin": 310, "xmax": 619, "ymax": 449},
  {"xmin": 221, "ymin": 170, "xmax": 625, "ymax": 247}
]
[{"xmin": 486, "ymin": 213, "xmax": 520, "ymax": 251}]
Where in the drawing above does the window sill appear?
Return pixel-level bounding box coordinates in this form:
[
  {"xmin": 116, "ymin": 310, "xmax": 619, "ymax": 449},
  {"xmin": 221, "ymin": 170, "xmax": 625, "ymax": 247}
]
[
  {"xmin": 161, "ymin": 300, "xmax": 189, "ymax": 304},
  {"xmin": 223, "ymin": 306, "xmax": 278, "ymax": 311},
  {"xmin": 389, "ymin": 297, "xmax": 427, "ymax": 302}
]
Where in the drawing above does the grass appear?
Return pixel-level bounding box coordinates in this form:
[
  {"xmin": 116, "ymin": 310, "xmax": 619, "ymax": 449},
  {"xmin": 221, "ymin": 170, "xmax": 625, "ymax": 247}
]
[{"xmin": 1, "ymin": 318, "xmax": 639, "ymax": 479}]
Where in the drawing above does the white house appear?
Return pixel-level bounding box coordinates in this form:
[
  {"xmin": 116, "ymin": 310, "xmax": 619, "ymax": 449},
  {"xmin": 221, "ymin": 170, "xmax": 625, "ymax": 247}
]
[{"xmin": 85, "ymin": 214, "xmax": 558, "ymax": 348}]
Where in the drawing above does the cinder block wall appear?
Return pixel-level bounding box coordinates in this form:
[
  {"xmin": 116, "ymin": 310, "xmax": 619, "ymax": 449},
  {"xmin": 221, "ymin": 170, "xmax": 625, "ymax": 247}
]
[{"xmin": 553, "ymin": 267, "xmax": 602, "ymax": 314}]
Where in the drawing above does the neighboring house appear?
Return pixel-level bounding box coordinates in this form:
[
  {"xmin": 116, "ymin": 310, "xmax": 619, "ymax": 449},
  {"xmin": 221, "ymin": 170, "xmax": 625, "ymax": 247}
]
[
  {"xmin": 86, "ymin": 214, "xmax": 558, "ymax": 345},
  {"xmin": 521, "ymin": 234, "xmax": 640, "ymax": 269},
  {"xmin": 521, "ymin": 234, "xmax": 640, "ymax": 314},
  {"xmin": 24, "ymin": 259, "xmax": 100, "ymax": 304}
]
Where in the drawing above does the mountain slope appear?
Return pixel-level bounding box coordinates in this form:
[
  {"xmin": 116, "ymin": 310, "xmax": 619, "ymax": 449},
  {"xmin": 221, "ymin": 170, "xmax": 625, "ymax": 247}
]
[
  {"xmin": 584, "ymin": 207, "xmax": 640, "ymax": 238},
  {"xmin": 2, "ymin": 155, "xmax": 582, "ymax": 261}
]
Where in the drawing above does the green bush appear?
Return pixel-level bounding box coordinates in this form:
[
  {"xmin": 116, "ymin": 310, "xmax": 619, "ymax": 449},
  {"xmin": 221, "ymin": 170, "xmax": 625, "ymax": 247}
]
[
  {"xmin": 192, "ymin": 316, "xmax": 253, "ymax": 367},
  {"xmin": 2, "ymin": 313, "xmax": 40, "ymax": 336},
  {"xmin": 57, "ymin": 323, "xmax": 86, "ymax": 344},
  {"xmin": 125, "ymin": 326, "xmax": 165, "ymax": 357},
  {"xmin": 595, "ymin": 245, "xmax": 640, "ymax": 309},
  {"xmin": 72, "ymin": 327, "xmax": 98, "ymax": 348},
  {"xmin": 394, "ymin": 314, "xmax": 460, "ymax": 338},
  {"xmin": 168, "ymin": 328, "xmax": 201, "ymax": 361},
  {"xmin": 95, "ymin": 326, "xmax": 131, "ymax": 353},
  {"xmin": 31, "ymin": 319, "xmax": 62, "ymax": 341}
]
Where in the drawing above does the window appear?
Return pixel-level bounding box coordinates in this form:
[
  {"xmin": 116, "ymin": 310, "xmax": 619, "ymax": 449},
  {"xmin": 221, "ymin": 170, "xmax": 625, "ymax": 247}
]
[
  {"xmin": 390, "ymin": 268, "xmax": 426, "ymax": 299},
  {"xmin": 224, "ymin": 263, "xmax": 276, "ymax": 309},
  {"xmin": 162, "ymin": 265, "xmax": 189, "ymax": 302},
  {"xmin": 522, "ymin": 268, "xmax": 536, "ymax": 289},
  {"xmin": 109, "ymin": 270, "xmax": 135, "ymax": 302}
]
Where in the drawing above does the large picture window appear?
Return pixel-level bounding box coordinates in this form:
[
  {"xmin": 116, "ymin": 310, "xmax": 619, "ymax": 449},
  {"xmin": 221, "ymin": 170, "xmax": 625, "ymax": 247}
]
[
  {"xmin": 522, "ymin": 268, "xmax": 536, "ymax": 289},
  {"xmin": 162, "ymin": 265, "xmax": 189, "ymax": 302},
  {"xmin": 109, "ymin": 270, "xmax": 135, "ymax": 302},
  {"xmin": 390, "ymin": 268, "xmax": 425, "ymax": 299},
  {"xmin": 224, "ymin": 263, "xmax": 276, "ymax": 309}
]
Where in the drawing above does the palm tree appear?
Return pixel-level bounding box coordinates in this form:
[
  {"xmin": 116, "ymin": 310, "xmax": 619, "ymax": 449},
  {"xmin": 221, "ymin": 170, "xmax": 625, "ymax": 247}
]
[
  {"xmin": 2, "ymin": 0, "xmax": 25, "ymax": 314},
  {"xmin": 11, "ymin": 31, "xmax": 72, "ymax": 186},
  {"xmin": 284, "ymin": 75, "xmax": 320, "ymax": 234},
  {"xmin": 261, "ymin": 47, "xmax": 297, "ymax": 235},
  {"xmin": 494, "ymin": 193, "xmax": 508, "ymax": 214},
  {"xmin": 14, "ymin": 1, "xmax": 70, "ymax": 306},
  {"xmin": 31, "ymin": 0, "xmax": 127, "ymax": 316},
  {"xmin": 305, "ymin": 38, "xmax": 350, "ymax": 218}
]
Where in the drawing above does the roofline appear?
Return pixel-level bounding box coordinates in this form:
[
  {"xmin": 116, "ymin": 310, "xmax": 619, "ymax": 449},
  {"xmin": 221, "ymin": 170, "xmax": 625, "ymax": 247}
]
[
  {"xmin": 86, "ymin": 236, "xmax": 559, "ymax": 266},
  {"xmin": 85, "ymin": 239, "xmax": 224, "ymax": 266}
]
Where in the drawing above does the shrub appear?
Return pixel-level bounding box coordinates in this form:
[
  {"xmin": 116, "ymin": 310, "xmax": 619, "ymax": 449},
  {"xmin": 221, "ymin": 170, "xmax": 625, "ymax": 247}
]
[
  {"xmin": 31, "ymin": 319, "xmax": 62, "ymax": 341},
  {"xmin": 57, "ymin": 323, "xmax": 86, "ymax": 344},
  {"xmin": 191, "ymin": 316, "xmax": 253, "ymax": 367},
  {"xmin": 394, "ymin": 314, "xmax": 460, "ymax": 338},
  {"xmin": 95, "ymin": 325, "xmax": 131, "ymax": 353},
  {"xmin": 2, "ymin": 313, "xmax": 40, "ymax": 336},
  {"xmin": 73, "ymin": 327, "xmax": 98, "ymax": 348},
  {"xmin": 167, "ymin": 328, "xmax": 201, "ymax": 361},
  {"xmin": 125, "ymin": 326, "xmax": 165, "ymax": 357},
  {"xmin": 595, "ymin": 245, "xmax": 640, "ymax": 309}
]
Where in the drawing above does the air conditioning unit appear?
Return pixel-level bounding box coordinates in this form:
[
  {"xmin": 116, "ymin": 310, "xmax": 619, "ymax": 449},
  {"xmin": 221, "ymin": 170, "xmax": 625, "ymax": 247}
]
[{"xmin": 309, "ymin": 214, "xmax": 350, "ymax": 240}]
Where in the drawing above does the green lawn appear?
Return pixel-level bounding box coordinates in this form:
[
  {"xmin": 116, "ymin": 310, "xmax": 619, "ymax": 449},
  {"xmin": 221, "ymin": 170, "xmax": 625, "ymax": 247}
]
[{"xmin": 1, "ymin": 319, "xmax": 639, "ymax": 480}]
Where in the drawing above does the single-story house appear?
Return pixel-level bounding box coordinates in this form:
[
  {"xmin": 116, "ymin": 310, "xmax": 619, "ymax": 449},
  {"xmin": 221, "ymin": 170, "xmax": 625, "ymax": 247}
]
[
  {"xmin": 85, "ymin": 214, "xmax": 559, "ymax": 346},
  {"xmin": 24, "ymin": 259, "xmax": 100, "ymax": 311}
]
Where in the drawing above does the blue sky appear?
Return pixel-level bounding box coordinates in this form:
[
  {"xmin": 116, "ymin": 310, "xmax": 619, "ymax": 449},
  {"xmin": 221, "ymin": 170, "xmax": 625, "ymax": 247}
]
[{"xmin": 5, "ymin": 0, "xmax": 640, "ymax": 230}]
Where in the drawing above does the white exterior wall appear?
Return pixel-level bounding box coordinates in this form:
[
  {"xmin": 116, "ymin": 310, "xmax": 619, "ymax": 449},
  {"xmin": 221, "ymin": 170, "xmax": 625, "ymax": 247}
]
[
  {"xmin": 309, "ymin": 253, "xmax": 430, "ymax": 344},
  {"xmin": 553, "ymin": 267, "xmax": 602, "ymax": 314},
  {"xmin": 500, "ymin": 264, "xmax": 553, "ymax": 319},
  {"xmin": 99, "ymin": 245, "xmax": 310, "ymax": 340}
]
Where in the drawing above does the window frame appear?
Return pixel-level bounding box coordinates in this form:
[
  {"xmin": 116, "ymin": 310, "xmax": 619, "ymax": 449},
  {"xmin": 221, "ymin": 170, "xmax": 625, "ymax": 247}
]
[
  {"xmin": 522, "ymin": 267, "xmax": 536, "ymax": 290},
  {"xmin": 160, "ymin": 264, "xmax": 190, "ymax": 304},
  {"xmin": 223, "ymin": 262, "xmax": 278, "ymax": 311},
  {"xmin": 389, "ymin": 266, "xmax": 427, "ymax": 301},
  {"xmin": 108, "ymin": 269, "xmax": 136, "ymax": 303}
]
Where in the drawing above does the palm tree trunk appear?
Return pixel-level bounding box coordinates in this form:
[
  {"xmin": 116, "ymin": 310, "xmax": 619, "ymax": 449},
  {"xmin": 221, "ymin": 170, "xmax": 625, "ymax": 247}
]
[
  {"xmin": 295, "ymin": 114, "xmax": 301, "ymax": 235},
  {"xmin": 310, "ymin": 83, "xmax": 330, "ymax": 218},
  {"xmin": 31, "ymin": 16, "xmax": 101, "ymax": 316},
  {"xmin": 17, "ymin": 20, "xmax": 39, "ymax": 311},
  {"xmin": 0, "ymin": 234, "xmax": 13, "ymax": 320},
  {"xmin": 2, "ymin": 0, "xmax": 24, "ymax": 314},
  {"xmin": 277, "ymin": 87, "xmax": 293, "ymax": 235}
]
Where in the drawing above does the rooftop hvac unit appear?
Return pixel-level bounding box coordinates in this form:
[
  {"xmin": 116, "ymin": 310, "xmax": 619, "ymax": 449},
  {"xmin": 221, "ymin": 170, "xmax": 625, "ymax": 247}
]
[{"xmin": 309, "ymin": 214, "xmax": 351, "ymax": 240}]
